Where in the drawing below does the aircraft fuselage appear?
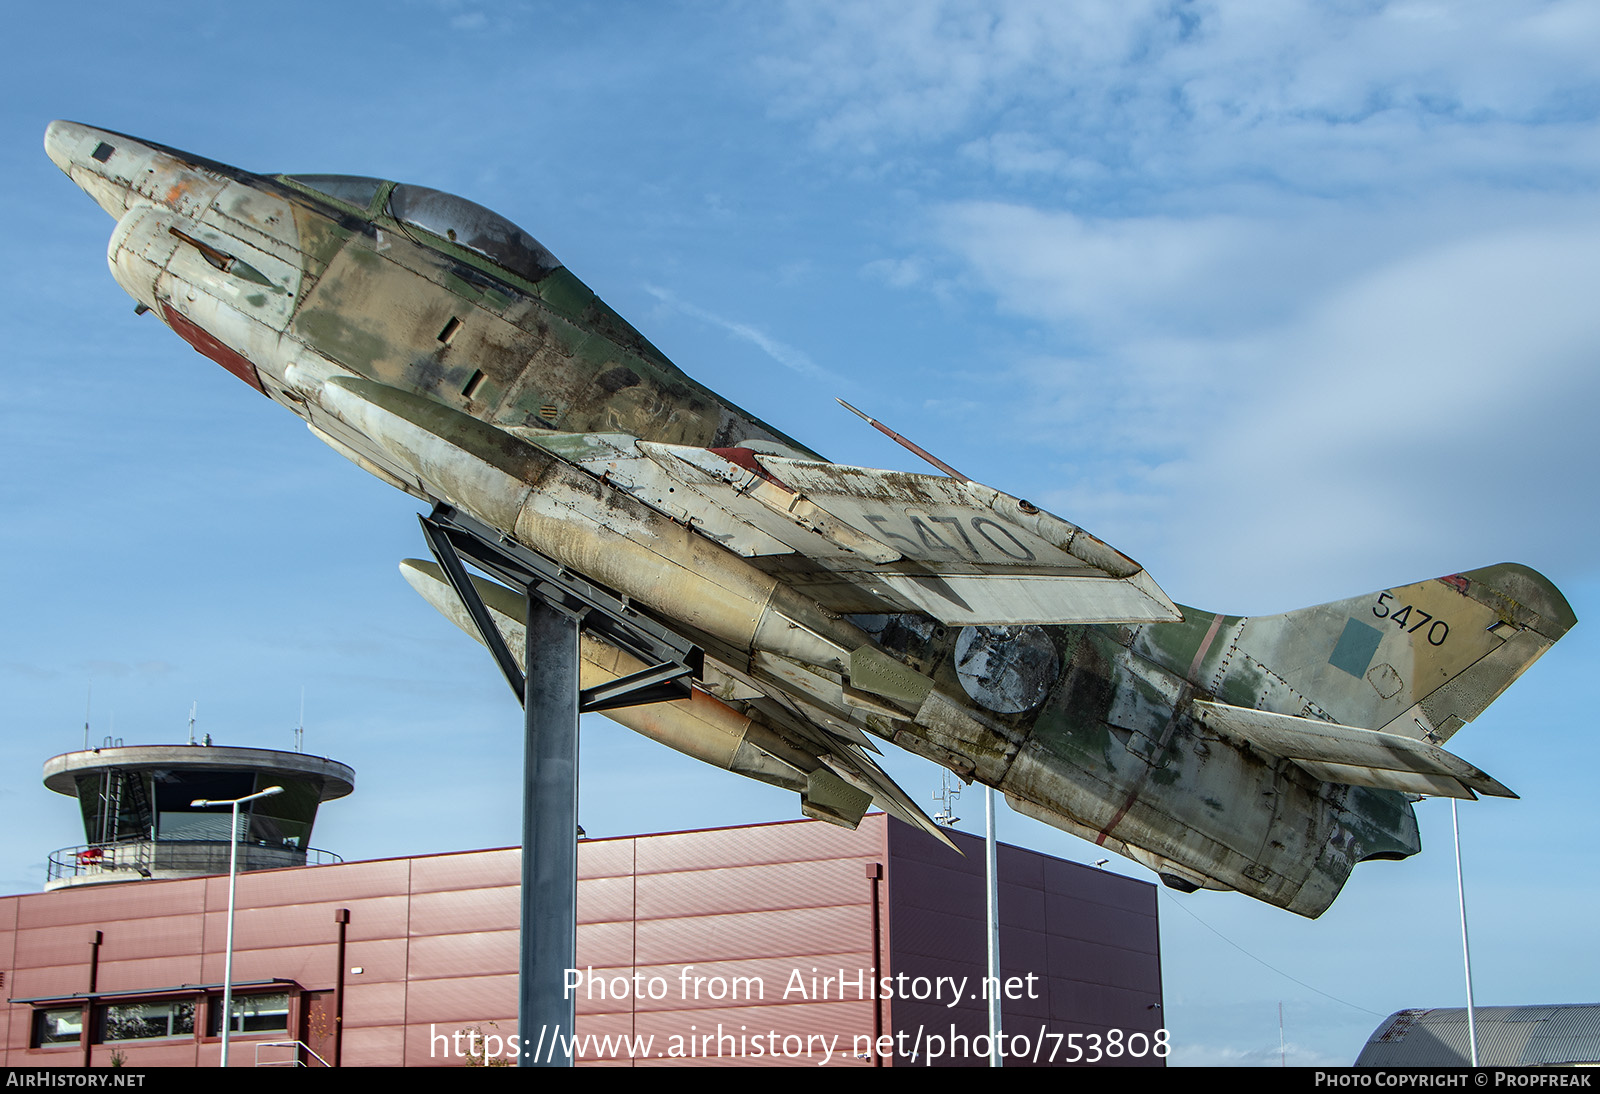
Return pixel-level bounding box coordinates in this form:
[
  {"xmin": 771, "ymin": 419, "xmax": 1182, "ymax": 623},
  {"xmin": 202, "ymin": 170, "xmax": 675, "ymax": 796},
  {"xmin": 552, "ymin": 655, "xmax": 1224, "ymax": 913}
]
[{"xmin": 48, "ymin": 121, "xmax": 1573, "ymax": 917}]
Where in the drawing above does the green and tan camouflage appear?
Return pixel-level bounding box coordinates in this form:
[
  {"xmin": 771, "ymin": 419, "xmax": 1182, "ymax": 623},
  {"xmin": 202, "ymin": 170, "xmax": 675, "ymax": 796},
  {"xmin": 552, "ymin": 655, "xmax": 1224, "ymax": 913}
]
[{"xmin": 46, "ymin": 121, "xmax": 1575, "ymax": 917}]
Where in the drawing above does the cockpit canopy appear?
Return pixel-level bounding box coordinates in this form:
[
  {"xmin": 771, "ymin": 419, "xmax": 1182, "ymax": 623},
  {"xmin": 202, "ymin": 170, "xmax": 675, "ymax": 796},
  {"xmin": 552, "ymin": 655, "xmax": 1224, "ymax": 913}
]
[
  {"xmin": 286, "ymin": 174, "xmax": 562, "ymax": 284},
  {"xmin": 286, "ymin": 174, "xmax": 386, "ymax": 210}
]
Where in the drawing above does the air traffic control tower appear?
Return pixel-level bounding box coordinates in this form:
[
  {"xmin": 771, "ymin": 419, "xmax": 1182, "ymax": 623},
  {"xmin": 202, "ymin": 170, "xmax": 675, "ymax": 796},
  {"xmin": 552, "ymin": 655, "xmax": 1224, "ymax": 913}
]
[{"xmin": 41, "ymin": 743, "xmax": 354, "ymax": 890}]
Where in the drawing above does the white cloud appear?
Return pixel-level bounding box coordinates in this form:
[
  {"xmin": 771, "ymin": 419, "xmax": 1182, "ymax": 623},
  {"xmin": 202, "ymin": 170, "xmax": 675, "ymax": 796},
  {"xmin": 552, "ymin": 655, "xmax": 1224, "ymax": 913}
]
[
  {"xmin": 935, "ymin": 202, "xmax": 1313, "ymax": 335},
  {"xmin": 1182, "ymin": 222, "xmax": 1600, "ymax": 585},
  {"xmin": 760, "ymin": 0, "xmax": 1173, "ymax": 150},
  {"xmin": 760, "ymin": 1, "xmax": 1600, "ymax": 196},
  {"xmin": 991, "ymin": 215, "xmax": 1600, "ymax": 605},
  {"xmin": 747, "ymin": 2, "xmax": 1600, "ymax": 609}
]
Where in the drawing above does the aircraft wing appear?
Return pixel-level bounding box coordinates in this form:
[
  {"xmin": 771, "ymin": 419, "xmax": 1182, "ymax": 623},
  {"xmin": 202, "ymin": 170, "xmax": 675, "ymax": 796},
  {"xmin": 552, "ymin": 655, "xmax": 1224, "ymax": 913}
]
[{"xmin": 526, "ymin": 431, "xmax": 1180, "ymax": 627}]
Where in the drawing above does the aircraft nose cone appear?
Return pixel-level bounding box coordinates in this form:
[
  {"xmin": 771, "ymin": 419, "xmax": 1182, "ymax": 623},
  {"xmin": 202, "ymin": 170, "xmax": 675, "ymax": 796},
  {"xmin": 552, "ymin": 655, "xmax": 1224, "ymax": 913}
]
[
  {"xmin": 43, "ymin": 121, "xmax": 161, "ymax": 220},
  {"xmin": 43, "ymin": 119, "xmax": 89, "ymax": 175}
]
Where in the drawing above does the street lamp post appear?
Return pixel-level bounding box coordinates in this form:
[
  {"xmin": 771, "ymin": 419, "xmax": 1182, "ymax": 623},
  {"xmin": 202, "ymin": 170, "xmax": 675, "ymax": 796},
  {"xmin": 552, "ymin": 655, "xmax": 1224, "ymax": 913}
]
[
  {"xmin": 1452, "ymin": 798, "xmax": 1479, "ymax": 1067},
  {"xmin": 191, "ymin": 785, "xmax": 282, "ymax": 1067}
]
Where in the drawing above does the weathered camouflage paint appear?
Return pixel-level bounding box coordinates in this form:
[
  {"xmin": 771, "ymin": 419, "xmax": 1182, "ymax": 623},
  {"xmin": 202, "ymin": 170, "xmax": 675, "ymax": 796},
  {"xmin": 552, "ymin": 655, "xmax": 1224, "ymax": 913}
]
[{"xmin": 47, "ymin": 121, "xmax": 1574, "ymax": 917}]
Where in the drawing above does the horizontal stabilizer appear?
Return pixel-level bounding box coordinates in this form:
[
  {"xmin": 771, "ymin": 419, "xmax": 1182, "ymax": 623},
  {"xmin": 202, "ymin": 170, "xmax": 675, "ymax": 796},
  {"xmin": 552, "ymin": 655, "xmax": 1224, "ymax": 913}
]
[{"xmin": 1191, "ymin": 700, "xmax": 1514, "ymax": 800}]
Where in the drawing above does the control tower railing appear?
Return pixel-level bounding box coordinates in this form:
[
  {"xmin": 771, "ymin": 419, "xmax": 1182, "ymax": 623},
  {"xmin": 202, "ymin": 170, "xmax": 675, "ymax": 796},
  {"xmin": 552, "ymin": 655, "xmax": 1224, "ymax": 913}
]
[{"xmin": 47, "ymin": 840, "xmax": 342, "ymax": 885}]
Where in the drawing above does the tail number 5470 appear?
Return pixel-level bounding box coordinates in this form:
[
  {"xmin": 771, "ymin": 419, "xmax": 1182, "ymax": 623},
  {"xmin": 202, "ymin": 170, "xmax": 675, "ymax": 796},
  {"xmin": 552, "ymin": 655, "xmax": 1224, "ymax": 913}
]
[{"xmin": 1374, "ymin": 593, "xmax": 1449, "ymax": 646}]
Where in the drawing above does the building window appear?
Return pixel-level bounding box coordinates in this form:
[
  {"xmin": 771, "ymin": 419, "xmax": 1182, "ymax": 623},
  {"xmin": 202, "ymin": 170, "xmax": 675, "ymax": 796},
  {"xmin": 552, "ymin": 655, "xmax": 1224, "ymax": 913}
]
[
  {"xmin": 33, "ymin": 1007, "xmax": 84, "ymax": 1047},
  {"xmin": 208, "ymin": 992, "xmax": 290, "ymax": 1037},
  {"xmin": 102, "ymin": 999, "xmax": 196, "ymax": 1042}
]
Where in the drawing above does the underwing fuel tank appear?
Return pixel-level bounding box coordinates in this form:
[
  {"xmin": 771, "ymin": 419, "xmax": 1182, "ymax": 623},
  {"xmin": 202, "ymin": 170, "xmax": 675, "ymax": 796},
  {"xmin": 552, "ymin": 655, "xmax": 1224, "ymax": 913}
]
[
  {"xmin": 317, "ymin": 375, "xmax": 868, "ymax": 678},
  {"xmin": 399, "ymin": 559, "xmax": 811, "ymax": 794},
  {"xmin": 46, "ymin": 119, "xmax": 1577, "ymax": 918}
]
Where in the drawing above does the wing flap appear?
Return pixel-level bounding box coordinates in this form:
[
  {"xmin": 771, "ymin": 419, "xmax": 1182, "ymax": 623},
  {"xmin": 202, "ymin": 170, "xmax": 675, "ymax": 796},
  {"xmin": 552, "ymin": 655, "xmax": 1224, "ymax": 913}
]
[{"xmin": 1191, "ymin": 699, "xmax": 1514, "ymax": 799}]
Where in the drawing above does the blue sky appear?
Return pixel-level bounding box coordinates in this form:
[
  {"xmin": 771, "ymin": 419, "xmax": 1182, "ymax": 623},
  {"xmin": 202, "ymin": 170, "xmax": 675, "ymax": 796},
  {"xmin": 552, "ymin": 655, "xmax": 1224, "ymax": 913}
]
[{"xmin": 3, "ymin": 0, "xmax": 1598, "ymax": 1066}]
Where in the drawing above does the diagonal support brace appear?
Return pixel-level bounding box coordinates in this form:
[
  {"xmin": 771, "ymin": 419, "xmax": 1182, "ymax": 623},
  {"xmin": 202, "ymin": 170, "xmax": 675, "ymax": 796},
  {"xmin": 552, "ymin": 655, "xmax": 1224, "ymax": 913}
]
[
  {"xmin": 415, "ymin": 503, "xmax": 706, "ymax": 1066},
  {"xmin": 419, "ymin": 514, "xmax": 526, "ymax": 703},
  {"xmin": 580, "ymin": 661, "xmax": 696, "ymax": 713}
]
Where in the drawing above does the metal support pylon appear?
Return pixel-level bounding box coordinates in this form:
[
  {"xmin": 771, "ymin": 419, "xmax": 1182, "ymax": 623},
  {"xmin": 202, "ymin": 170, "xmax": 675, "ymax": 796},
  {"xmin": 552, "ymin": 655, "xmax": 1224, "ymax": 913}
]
[
  {"xmin": 520, "ymin": 591, "xmax": 579, "ymax": 1065},
  {"xmin": 418, "ymin": 504, "xmax": 700, "ymax": 1065}
]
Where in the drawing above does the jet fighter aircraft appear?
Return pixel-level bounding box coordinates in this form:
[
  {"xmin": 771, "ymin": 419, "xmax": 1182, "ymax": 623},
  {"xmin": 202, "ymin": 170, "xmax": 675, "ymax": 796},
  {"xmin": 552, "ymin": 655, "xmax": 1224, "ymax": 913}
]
[{"xmin": 45, "ymin": 121, "xmax": 1576, "ymax": 917}]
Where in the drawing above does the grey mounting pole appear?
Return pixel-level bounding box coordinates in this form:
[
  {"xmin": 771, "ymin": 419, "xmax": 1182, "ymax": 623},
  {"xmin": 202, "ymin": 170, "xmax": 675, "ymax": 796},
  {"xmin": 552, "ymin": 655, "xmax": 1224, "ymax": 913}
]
[
  {"xmin": 985, "ymin": 786, "xmax": 1001, "ymax": 1067},
  {"xmin": 520, "ymin": 591, "xmax": 581, "ymax": 1067},
  {"xmin": 419, "ymin": 505, "xmax": 699, "ymax": 1068},
  {"xmin": 1452, "ymin": 798, "xmax": 1479, "ymax": 1067}
]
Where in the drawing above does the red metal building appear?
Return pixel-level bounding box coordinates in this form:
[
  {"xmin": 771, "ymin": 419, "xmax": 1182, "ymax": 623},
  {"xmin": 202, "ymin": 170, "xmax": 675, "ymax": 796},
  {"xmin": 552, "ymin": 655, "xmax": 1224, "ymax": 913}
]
[{"xmin": 2, "ymin": 815, "xmax": 1164, "ymax": 1067}]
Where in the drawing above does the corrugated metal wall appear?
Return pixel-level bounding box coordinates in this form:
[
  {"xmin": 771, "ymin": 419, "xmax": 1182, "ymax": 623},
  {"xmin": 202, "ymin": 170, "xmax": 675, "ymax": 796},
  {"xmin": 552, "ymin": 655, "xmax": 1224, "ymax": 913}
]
[
  {"xmin": 581, "ymin": 818, "xmax": 886, "ymax": 1065},
  {"xmin": 2, "ymin": 815, "xmax": 1159, "ymax": 1067},
  {"xmin": 887, "ymin": 822, "xmax": 1164, "ymax": 1067}
]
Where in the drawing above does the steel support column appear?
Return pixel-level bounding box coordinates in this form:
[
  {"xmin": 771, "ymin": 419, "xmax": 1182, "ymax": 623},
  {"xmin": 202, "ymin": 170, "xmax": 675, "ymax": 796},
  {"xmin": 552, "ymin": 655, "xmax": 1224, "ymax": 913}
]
[
  {"xmin": 418, "ymin": 504, "xmax": 699, "ymax": 1069},
  {"xmin": 520, "ymin": 592, "xmax": 581, "ymax": 1066}
]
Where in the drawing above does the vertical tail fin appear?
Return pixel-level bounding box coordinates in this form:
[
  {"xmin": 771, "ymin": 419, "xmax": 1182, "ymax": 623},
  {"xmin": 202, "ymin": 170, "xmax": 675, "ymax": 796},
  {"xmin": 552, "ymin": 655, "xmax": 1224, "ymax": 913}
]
[
  {"xmin": 1064, "ymin": 564, "xmax": 1572, "ymax": 916},
  {"xmin": 1210, "ymin": 563, "xmax": 1573, "ymax": 750}
]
